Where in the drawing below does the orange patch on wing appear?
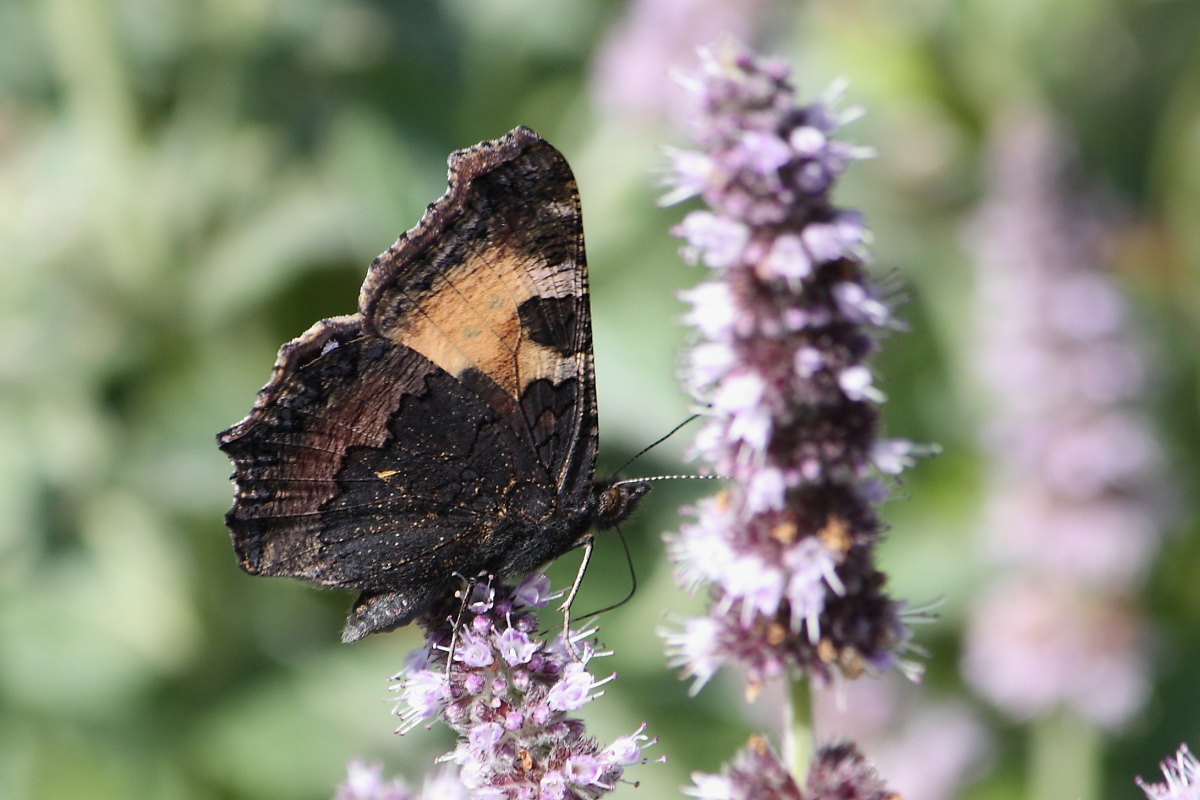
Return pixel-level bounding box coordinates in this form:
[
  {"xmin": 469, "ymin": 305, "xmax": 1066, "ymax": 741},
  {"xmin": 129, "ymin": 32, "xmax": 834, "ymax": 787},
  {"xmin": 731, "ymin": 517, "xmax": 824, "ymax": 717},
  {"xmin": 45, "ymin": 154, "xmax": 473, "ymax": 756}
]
[{"xmin": 391, "ymin": 245, "xmax": 574, "ymax": 396}]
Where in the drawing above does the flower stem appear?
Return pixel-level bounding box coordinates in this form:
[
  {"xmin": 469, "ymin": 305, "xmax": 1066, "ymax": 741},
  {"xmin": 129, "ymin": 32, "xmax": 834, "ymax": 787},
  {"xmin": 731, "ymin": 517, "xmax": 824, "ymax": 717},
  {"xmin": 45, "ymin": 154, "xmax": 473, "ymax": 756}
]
[
  {"xmin": 784, "ymin": 678, "xmax": 815, "ymax": 776},
  {"xmin": 1029, "ymin": 711, "xmax": 1099, "ymax": 800}
]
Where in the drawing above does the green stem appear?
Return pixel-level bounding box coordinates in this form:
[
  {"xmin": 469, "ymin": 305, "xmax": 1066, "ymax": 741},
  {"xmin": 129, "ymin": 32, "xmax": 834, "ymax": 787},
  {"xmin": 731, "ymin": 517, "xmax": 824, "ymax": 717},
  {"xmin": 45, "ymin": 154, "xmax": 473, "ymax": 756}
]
[
  {"xmin": 1029, "ymin": 711, "xmax": 1101, "ymax": 800},
  {"xmin": 783, "ymin": 679, "xmax": 815, "ymax": 776}
]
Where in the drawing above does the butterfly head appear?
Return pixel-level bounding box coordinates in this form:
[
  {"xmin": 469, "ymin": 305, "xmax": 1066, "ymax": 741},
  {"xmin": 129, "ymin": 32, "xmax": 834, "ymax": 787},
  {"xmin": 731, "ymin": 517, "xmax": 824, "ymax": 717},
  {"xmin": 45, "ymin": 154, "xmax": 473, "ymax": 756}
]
[{"xmin": 590, "ymin": 480, "xmax": 650, "ymax": 531}]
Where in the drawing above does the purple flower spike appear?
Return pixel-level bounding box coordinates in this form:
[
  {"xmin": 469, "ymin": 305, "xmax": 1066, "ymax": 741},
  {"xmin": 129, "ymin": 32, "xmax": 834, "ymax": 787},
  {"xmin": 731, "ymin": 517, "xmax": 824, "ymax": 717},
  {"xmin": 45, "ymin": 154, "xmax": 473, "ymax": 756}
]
[
  {"xmin": 389, "ymin": 576, "xmax": 655, "ymax": 799},
  {"xmin": 685, "ymin": 736, "xmax": 896, "ymax": 800},
  {"xmin": 684, "ymin": 736, "xmax": 802, "ymax": 800},
  {"xmin": 663, "ymin": 38, "xmax": 918, "ymax": 693},
  {"xmin": 806, "ymin": 743, "xmax": 897, "ymax": 800},
  {"xmin": 961, "ymin": 109, "xmax": 1161, "ymax": 729}
]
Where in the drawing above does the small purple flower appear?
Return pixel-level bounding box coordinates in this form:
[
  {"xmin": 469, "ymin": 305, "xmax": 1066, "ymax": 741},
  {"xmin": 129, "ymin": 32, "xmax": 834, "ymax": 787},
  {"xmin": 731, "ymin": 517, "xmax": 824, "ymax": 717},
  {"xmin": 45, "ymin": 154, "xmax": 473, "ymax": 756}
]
[
  {"xmin": 783, "ymin": 537, "xmax": 843, "ymax": 640},
  {"xmin": 395, "ymin": 667, "xmax": 449, "ymax": 729},
  {"xmin": 762, "ymin": 233, "xmax": 812, "ymax": 280},
  {"xmin": 661, "ymin": 147, "xmax": 717, "ymax": 205},
  {"xmin": 546, "ymin": 663, "xmax": 600, "ymax": 711},
  {"xmin": 455, "ymin": 636, "xmax": 495, "ymax": 668},
  {"xmin": 1139, "ymin": 745, "xmax": 1200, "ymax": 800},
  {"xmin": 389, "ymin": 575, "xmax": 655, "ymax": 799},
  {"xmin": 513, "ymin": 573, "xmax": 557, "ymax": 608},
  {"xmin": 663, "ymin": 38, "xmax": 916, "ymax": 693},
  {"xmin": 496, "ymin": 627, "xmax": 539, "ymax": 666},
  {"xmin": 540, "ymin": 772, "xmax": 568, "ymax": 800},
  {"xmin": 677, "ymin": 211, "xmax": 752, "ymax": 268},
  {"xmin": 565, "ymin": 755, "xmax": 606, "ymax": 787},
  {"xmin": 469, "ymin": 721, "xmax": 505, "ymax": 753},
  {"xmin": 602, "ymin": 724, "xmax": 650, "ymax": 766},
  {"xmin": 680, "ymin": 281, "xmax": 739, "ymax": 339}
]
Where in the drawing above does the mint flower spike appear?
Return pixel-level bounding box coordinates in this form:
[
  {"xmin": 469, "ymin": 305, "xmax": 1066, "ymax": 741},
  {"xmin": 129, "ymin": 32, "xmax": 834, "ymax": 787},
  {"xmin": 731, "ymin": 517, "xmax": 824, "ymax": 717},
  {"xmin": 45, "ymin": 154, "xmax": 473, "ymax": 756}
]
[
  {"xmin": 1138, "ymin": 745, "xmax": 1200, "ymax": 800},
  {"xmin": 684, "ymin": 736, "xmax": 896, "ymax": 800},
  {"xmin": 662, "ymin": 37, "xmax": 919, "ymax": 694},
  {"xmin": 960, "ymin": 110, "xmax": 1159, "ymax": 730},
  {"xmin": 389, "ymin": 573, "xmax": 656, "ymax": 799}
]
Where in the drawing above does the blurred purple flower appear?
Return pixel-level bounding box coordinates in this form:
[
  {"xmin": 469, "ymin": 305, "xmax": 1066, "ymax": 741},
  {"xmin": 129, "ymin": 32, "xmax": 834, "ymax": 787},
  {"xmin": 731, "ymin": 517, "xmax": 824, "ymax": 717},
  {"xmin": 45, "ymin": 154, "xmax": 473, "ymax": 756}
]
[
  {"xmin": 814, "ymin": 676, "xmax": 989, "ymax": 800},
  {"xmin": 962, "ymin": 576, "xmax": 1146, "ymax": 728},
  {"xmin": 961, "ymin": 108, "xmax": 1161, "ymax": 728},
  {"xmin": 590, "ymin": 0, "xmax": 769, "ymax": 123},
  {"xmin": 805, "ymin": 743, "xmax": 898, "ymax": 800},
  {"xmin": 684, "ymin": 736, "xmax": 802, "ymax": 800},
  {"xmin": 390, "ymin": 574, "xmax": 654, "ymax": 799},
  {"xmin": 333, "ymin": 760, "xmax": 466, "ymax": 800},
  {"xmin": 1139, "ymin": 745, "xmax": 1200, "ymax": 800},
  {"xmin": 661, "ymin": 39, "xmax": 917, "ymax": 694},
  {"xmin": 684, "ymin": 737, "xmax": 897, "ymax": 800}
]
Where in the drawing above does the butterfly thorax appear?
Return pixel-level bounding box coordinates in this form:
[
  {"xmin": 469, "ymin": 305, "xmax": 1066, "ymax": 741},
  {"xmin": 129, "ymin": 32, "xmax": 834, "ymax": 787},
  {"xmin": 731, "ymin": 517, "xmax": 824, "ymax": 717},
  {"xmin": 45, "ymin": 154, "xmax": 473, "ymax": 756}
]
[{"xmin": 485, "ymin": 480, "xmax": 649, "ymax": 580}]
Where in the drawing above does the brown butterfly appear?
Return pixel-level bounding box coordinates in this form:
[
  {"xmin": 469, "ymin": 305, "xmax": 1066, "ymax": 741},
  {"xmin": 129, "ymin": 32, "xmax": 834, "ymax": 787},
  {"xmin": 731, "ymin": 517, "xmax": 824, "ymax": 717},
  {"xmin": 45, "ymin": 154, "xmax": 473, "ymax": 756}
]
[{"xmin": 217, "ymin": 127, "xmax": 648, "ymax": 641}]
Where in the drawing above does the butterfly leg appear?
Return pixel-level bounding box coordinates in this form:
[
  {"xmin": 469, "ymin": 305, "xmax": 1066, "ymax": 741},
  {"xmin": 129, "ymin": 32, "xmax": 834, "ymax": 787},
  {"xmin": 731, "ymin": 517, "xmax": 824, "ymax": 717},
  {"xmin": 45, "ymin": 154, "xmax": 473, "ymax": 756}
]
[
  {"xmin": 559, "ymin": 535, "xmax": 594, "ymax": 658},
  {"xmin": 444, "ymin": 575, "xmax": 488, "ymax": 679}
]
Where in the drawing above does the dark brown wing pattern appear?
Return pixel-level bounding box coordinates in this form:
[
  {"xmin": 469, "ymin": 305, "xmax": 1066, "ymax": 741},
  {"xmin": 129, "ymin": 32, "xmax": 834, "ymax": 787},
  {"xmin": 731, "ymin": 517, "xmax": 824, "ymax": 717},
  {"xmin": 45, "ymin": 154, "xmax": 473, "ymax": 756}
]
[{"xmin": 217, "ymin": 128, "xmax": 605, "ymax": 641}]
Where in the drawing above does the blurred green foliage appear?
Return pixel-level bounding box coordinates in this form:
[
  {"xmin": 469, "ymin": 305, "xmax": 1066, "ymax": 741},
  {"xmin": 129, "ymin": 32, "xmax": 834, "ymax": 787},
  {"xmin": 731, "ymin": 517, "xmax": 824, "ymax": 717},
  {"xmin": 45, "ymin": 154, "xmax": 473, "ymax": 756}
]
[{"xmin": 2, "ymin": 1, "xmax": 1199, "ymax": 799}]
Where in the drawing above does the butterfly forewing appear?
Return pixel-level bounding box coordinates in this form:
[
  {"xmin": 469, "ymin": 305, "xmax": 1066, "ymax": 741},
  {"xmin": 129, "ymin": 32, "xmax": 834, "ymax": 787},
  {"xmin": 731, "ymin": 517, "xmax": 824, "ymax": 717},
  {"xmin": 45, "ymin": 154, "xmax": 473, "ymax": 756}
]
[{"xmin": 361, "ymin": 130, "xmax": 597, "ymax": 495}]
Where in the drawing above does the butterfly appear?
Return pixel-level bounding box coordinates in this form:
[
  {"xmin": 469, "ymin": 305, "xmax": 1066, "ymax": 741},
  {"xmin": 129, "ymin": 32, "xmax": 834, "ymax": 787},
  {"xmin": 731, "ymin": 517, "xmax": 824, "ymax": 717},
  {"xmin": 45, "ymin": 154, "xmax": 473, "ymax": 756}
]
[{"xmin": 217, "ymin": 127, "xmax": 649, "ymax": 642}]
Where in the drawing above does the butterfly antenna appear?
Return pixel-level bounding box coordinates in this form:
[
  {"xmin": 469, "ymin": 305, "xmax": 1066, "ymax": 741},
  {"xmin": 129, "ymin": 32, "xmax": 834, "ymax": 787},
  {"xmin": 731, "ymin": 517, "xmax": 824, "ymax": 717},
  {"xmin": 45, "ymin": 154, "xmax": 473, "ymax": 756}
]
[
  {"xmin": 612, "ymin": 473, "xmax": 725, "ymax": 487},
  {"xmin": 574, "ymin": 524, "xmax": 638, "ymax": 622},
  {"xmin": 611, "ymin": 413, "xmax": 701, "ymax": 478}
]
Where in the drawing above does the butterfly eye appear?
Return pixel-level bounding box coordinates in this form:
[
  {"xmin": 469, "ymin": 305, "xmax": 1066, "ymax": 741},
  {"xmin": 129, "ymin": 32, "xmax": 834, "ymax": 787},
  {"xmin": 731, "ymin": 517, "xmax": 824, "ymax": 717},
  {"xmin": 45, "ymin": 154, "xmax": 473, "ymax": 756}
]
[{"xmin": 593, "ymin": 482, "xmax": 650, "ymax": 531}]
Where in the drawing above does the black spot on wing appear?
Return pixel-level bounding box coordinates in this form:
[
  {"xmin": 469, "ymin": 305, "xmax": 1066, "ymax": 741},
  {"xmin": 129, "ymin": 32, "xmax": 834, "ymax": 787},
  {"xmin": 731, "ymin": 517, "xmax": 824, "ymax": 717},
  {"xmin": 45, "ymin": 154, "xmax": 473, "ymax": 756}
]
[{"xmin": 518, "ymin": 295, "xmax": 579, "ymax": 357}]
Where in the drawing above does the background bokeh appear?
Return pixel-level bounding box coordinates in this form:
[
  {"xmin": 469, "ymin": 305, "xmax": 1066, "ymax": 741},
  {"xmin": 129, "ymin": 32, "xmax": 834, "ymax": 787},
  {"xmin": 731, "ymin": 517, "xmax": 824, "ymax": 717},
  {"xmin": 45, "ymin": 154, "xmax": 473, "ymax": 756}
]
[{"xmin": 3, "ymin": 1, "xmax": 1199, "ymax": 798}]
